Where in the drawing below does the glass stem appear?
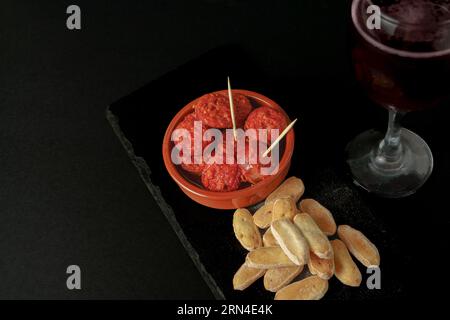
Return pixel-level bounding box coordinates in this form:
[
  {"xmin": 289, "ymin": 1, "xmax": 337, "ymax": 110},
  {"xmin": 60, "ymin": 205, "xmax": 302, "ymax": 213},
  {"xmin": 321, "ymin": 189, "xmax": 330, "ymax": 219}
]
[{"xmin": 372, "ymin": 109, "xmax": 405, "ymax": 171}]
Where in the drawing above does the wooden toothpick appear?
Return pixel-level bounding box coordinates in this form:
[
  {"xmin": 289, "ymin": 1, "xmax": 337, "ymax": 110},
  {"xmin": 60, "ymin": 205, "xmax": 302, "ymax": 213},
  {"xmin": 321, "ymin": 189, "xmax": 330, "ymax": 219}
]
[
  {"xmin": 263, "ymin": 118, "xmax": 298, "ymax": 157},
  {"xmin": 227, "ymin": 77, "xmax": 237, "ymax": 141}
]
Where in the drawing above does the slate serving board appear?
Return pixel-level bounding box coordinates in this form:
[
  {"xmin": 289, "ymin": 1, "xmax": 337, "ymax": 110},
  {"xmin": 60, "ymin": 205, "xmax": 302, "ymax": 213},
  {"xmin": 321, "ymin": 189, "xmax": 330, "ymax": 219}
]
[{"xmin": 106, "ymin": 46, "xmax": 449, "ymax": 300}]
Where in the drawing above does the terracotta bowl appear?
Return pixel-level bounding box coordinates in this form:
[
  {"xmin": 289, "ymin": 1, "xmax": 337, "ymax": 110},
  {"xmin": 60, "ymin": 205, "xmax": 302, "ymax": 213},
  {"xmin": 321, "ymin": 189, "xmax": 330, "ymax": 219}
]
[{"xmin": 162, "ymin": 90, "xmax": 295, "ymax": 210}]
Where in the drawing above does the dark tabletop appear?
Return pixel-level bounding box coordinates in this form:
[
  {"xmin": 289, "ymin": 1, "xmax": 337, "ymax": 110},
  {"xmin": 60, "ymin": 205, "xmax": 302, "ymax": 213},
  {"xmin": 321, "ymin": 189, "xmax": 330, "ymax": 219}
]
[{"xmin": 1, "ymin": 0, "xmax": 448, "ymax": 300}]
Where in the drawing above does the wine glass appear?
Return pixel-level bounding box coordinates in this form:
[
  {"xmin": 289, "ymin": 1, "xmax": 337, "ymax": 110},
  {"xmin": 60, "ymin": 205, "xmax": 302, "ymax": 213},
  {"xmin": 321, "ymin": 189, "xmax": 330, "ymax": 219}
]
[{"xmin": 347, "ymin": 0, "xmax": 450, "ymax": 198}]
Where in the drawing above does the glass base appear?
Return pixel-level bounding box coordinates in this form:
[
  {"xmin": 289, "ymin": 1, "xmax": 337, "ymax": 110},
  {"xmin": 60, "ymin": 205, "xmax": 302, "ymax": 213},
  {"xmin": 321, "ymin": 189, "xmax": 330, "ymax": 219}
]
[{"xmin": 346, "ymin": 129, "xmax": 433, "ymax": 198}]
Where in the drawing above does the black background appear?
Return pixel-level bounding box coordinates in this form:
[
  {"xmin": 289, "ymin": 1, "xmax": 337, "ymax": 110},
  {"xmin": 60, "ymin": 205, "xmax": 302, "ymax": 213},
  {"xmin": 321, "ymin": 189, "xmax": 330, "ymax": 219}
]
[{"xmin": 1, "ymin": 0, "xmax": 449, "ymax": 300}]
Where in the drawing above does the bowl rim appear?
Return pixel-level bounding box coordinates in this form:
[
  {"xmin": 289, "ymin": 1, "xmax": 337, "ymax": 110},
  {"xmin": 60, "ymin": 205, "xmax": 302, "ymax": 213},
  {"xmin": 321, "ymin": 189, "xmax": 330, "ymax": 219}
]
[{"xmin": 162, "ymin": 89, "xmax": 295, "ymax": 200}]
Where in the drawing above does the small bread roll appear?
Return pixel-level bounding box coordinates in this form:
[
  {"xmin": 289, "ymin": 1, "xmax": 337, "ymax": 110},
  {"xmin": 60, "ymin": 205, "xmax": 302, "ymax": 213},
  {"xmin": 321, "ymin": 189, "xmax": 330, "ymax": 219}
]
[
  {"xmin": 262, "ymin": 228, "xmax": 278, "ymax": 247},
  {"xmin": 245, "ymin": 247, "xmax": 296, "ymax": 269},
  {"xmin": 253, "ymin": 203, "xmax": 273, "ymax": 229},
  {"xmin": 337, "ymin": 225, "xmax": 380, "ymax": 267},
  {"xmin": 331, "ymin": 239, "xmax": 362, "ymax": 287},
  {"xmin": 272, "ymin": 197, "xmax": 297, "ymax": 222},
  {"xmin": 308, "ymin": 251, "xmax": 334, "ymax": 280},
  {"xmin": 294, "ymin": 213, "xmax": 333, "ymax": 259},
  {"xmin": 271, "ymin": 219, "xmax": 309, "ymax": 266},
  {"xmin": 264, "ymin": 266, "xmax": 303, "ymax": 292},
  {"xmin": 275, "ymin": 276, "xmax": 328, "ymax": 300},
  {"xmin": 266, "ymin": 177, "xmax": 305, "ymax": 205},
  {"xmin": 233, "ymin": 208, "xmax": 262, "ymax": 251},
  {"xmin": 299, "ymin": 199, "xmax": 336, "ymax": 236},
  {"xmin": 233, "ymin": 263, "xmax": 266, "ymax": 291}
]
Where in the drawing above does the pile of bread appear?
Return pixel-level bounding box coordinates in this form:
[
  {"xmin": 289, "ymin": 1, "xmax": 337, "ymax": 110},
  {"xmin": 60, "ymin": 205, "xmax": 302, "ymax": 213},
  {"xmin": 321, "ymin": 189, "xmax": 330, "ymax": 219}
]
[{"xmin": 232, "ymin": 177, "xmax": 380, "ymax": 300}]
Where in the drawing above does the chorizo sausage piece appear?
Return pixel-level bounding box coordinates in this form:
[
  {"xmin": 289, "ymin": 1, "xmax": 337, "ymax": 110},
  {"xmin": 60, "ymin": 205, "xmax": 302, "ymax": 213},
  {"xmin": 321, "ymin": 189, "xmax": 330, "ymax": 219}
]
[
  {"xmin": 173, "ymin": 113, "xmax": 208, "ymax": 175},
  {"xmin": 244, "ymin": 106, "xmax": 287, "ymax": 143},
  {"xmin": 194, "ymin": 92, "xmax": 252, "ymax": 128},
  {"xmin": 201, "ymin": 163, "xmax": 242, "ymax": 191},
  {"xmin": 238, "ymin": 140, "xmax": 271, "ymax": 184}
]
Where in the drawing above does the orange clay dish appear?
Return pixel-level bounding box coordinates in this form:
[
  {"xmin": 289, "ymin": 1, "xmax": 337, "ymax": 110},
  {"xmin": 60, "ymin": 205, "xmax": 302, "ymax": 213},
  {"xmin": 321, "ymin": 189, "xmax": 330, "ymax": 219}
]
[{"xmin": 162, "ymin": 89, "xmax": 295, "ymax": 209}]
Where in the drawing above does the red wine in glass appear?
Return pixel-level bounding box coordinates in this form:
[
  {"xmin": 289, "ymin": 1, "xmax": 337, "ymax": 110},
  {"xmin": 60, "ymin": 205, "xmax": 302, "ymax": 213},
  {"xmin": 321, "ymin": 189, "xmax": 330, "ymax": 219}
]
[{"xmin": 347, "ymin": 0, "xmax": 450, "ymax": 197}]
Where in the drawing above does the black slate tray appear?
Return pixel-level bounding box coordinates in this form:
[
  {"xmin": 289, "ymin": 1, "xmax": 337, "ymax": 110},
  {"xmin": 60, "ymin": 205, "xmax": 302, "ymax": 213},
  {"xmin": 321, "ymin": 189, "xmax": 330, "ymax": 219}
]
[{"xmin": 106, "ymin": 46, "xmax": 450, "ymax": 300}]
